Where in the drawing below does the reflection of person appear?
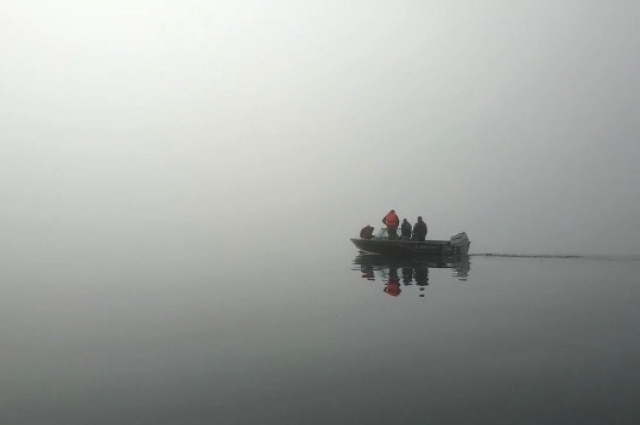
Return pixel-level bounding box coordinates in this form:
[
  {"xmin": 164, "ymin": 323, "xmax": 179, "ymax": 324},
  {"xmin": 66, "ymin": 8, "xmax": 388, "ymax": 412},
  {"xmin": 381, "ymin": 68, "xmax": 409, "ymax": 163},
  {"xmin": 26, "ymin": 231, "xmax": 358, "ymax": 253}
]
[
  {"xmin": 411, "ymin": 216, "xmax": 428, "ymax": 241},
  {"xmin": 388, "ymin": 267, "xmax": 398, "ymax": 281},
  {"xmin": 414, "ymin": 266, "xmax": 429, "ymax": 288},
  {"xmin": 360, "ymin": 264, "xmax": 375, "ymax": 281},
  {"xmin": 400, "ymin": 219, "xmax": 412, "ymax": 240},
  {"xmin": 402, "ymin": 267, "xmax": 413, "ymax": 285},
  {"xmin": 415, "ymin": 265, "xmax": 429, "ymax": 297},
  {"xmin": 384, "ymin": 278, "xmax": 401, "ymax": 297},
  {"xmin": 360, "ymin": 225, "xmax": 375, "ymax": 239},
  {"xmin": 382, "ymin": 210, "xmax": 400, "ymax": 240},
  {"xmin": 384, "ymin": 267, "xmax": 401, "ymax": 296}
]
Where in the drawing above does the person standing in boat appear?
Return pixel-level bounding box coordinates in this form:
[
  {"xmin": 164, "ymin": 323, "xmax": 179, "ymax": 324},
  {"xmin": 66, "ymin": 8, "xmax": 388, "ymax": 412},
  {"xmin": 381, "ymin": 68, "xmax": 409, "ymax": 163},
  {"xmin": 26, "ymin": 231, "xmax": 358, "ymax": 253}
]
[
  {"xmin": 400, "ymin": 218, "xmax": 412, "ymax": 240},
  {"xmin": 411, "ymin": 216, "xmax": 428, "ymax": 241},
  {"xmin": 382, "ymin": 210, "xmax": 400, "ymax": 240}
]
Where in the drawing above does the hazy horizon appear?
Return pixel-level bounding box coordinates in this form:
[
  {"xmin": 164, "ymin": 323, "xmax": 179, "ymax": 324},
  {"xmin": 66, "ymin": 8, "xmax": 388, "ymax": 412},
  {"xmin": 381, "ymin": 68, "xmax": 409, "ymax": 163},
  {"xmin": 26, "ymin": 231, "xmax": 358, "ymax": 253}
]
[{"xmin": 2, "ymin": 1, "xmax": 639, "ymax": 257}]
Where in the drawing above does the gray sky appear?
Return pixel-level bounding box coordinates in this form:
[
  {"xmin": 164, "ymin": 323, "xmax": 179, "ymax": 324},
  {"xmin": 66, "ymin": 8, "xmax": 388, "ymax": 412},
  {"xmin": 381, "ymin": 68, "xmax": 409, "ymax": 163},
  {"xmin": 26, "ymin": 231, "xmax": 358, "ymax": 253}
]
[{"xmin": 1, "ymin": 1, "xmax": 639, "ymax": 257}]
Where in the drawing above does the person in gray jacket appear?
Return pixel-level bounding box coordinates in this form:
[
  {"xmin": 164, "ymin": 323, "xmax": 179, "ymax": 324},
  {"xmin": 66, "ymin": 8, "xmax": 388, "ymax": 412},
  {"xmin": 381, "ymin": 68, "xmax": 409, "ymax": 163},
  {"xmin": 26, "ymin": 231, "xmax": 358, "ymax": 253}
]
[{"xmin": 400, "ymin": 219, "xmax": 412, "ymax": 240}]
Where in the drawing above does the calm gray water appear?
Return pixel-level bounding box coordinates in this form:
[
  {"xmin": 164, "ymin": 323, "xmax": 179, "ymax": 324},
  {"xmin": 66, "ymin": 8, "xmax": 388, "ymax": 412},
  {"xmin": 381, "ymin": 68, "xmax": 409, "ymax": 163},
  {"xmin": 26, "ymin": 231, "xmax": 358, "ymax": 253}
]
[{"xmin": 2, "ymin": 236, "xmax": 639, "ymax": 424}]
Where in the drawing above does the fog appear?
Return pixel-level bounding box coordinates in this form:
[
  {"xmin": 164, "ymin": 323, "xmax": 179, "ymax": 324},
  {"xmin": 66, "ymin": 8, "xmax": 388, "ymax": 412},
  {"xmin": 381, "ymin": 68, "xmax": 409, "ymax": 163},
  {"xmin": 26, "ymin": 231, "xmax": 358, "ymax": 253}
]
[{"xmin": 2, "ymin": 1, "xmax": 639, "ymax": 258}]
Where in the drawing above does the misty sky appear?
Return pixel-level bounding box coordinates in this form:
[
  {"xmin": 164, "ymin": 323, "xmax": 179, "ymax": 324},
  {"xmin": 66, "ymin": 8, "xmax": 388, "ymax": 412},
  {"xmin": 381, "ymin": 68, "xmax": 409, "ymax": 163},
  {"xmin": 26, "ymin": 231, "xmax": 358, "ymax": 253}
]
[{"xmin": 1, "ymin": 1, "xmax": 639, "ymax": 256}]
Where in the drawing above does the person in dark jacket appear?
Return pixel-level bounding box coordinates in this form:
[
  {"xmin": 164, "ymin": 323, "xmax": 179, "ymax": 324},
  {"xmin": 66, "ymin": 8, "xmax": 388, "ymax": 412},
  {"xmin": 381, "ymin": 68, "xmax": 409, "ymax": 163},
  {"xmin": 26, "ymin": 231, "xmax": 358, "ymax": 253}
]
[
  {"xmin": 360, "ymin": 225, "xmax": 375, "ymax": 239},
  {"xmin": 400, "ymin": 219, "xmax": 412, "ymax": 240},
  {"xmin": 411, "ymin": 216, "xmax": 428, "ymax": 241}
]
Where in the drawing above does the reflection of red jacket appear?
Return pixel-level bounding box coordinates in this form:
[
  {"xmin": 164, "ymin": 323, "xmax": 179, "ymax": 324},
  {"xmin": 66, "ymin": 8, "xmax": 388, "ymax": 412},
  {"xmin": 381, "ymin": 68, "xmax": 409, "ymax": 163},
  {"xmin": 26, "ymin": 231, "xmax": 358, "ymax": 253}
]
[{"xmin": 384, "ymin": 279, "xmax": 401, "ymax": 297}]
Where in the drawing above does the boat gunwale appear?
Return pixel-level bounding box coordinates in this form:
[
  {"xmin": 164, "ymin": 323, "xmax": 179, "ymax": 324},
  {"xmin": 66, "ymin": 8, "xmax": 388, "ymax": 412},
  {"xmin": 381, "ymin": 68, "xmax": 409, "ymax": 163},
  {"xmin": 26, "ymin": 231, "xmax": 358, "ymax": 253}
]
[{"xmin": 349, "ymin": 238, "xmax": 452, "ymax": 245}]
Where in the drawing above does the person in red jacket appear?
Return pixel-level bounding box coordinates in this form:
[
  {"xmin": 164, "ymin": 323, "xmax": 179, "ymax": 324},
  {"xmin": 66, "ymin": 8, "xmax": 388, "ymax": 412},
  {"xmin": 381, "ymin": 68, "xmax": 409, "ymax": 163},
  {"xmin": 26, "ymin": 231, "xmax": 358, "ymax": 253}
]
[{"xmin": 382, "ymin": 209, "xmax": 400, "ymax": 240}]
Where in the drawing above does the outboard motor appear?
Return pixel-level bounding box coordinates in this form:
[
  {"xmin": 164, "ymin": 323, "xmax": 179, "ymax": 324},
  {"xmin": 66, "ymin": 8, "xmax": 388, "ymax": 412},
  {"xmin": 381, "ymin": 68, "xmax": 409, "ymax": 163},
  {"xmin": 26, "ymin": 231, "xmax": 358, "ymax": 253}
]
[{"xmin": 450, "ymin": 232, "xmax": 470, "ymax": 260}]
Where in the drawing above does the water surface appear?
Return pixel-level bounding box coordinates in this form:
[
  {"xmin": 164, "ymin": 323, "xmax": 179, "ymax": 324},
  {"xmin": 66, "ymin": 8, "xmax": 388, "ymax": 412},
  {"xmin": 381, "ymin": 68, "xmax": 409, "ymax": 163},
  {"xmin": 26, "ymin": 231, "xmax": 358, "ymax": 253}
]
[{"xmin": 2, "ymin": 239, "xmax": 639, "ymax": 424}]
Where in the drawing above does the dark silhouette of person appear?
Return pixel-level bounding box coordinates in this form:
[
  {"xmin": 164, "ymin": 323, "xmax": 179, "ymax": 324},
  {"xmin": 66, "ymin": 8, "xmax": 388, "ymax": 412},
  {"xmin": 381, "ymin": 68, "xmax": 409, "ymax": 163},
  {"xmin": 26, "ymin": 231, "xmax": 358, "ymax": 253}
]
[
  {"xmin": 360, "ymin": 264, "xmax": 375, "ymax": 280},
  {"xmin": 411, "ymin": 216, "xmax": 428, "ymax": 241},
  {"xmin": 400, "ymin": 219, "xmax": 412, "ymax": 240},
  {"xmin": 382, "ymin": 210, "xmax": 400, "ymax": 240},
  {"xmin": 402, "ymin": 267, "xmax": 413, "ymax": 285},
  {"xmin": 414, "ymin": 266, "xmax": 429, "ymax": 288},
  {"xmin": 360, "ymin": 225, "xmax": 375, "ymax": 239}
]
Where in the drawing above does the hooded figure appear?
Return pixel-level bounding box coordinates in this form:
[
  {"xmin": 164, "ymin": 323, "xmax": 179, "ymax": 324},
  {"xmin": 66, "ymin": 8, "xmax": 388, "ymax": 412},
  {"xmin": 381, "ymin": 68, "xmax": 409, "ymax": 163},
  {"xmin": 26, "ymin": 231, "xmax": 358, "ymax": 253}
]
[
  {"xmin": 360, "ymin": 225, "xmax": 375, "ymax": 240},
  {"xmin": 412, "ymin": 216, "xmax": 428, "ymax": 241},
  {"xmin": 400, "ymin": 218, "xmax": 412, "ymax": 240}
]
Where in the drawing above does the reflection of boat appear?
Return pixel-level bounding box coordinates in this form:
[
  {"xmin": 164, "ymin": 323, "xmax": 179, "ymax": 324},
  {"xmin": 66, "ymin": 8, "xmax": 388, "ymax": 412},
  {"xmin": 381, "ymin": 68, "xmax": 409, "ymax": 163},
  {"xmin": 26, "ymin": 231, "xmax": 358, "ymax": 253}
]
[
  {"xmin": 353, "ymin": 253, "xmax": 453, "ymax": 269},
  {"xmin": 453, "ymin": 258, "xmax": 470, "ymax": 281},
  {"xmin": 352, "ymin": 253, "xmax": 471, "ymax": 297},
  {"xmin": 350, "ymin": 229, "xmax": 470, "ymax": 260}
]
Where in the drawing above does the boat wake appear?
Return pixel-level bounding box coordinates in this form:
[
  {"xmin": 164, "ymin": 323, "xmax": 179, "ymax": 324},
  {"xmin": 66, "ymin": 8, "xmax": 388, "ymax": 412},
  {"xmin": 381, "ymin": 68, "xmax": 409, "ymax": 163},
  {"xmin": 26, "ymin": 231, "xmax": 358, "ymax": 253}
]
[{"xmin": 471, "ymin": 253, "xmax": 640, "ymax": 261}]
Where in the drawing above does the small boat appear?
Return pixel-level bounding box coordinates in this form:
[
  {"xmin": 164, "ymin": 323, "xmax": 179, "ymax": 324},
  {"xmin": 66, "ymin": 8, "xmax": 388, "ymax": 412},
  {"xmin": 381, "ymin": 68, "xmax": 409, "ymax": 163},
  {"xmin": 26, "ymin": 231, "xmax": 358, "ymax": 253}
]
[{"xmin": 350, "ymin": 229, "xmax": 470, "ymax": 260}]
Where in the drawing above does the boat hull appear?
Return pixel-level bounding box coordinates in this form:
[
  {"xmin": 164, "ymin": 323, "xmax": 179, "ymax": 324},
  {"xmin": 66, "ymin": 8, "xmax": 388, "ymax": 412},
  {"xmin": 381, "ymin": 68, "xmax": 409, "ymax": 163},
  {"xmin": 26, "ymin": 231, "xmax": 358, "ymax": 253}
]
[{"xmin": 350, "ymin": 238, "xmax": 458, "ymax": 258}]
